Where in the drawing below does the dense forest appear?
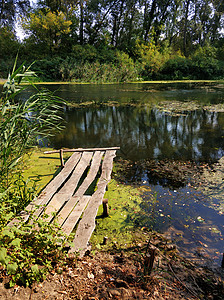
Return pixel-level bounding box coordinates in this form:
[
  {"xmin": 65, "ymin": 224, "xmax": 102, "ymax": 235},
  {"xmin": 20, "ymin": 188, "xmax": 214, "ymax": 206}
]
[{"xmin": 0, "ymin": 0, "xmax": 224, "ymax": 82}]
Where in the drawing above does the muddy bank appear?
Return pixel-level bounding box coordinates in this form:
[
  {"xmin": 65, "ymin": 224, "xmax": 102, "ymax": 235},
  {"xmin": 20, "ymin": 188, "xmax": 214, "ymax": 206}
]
[{"xmin": 0, "ymin": 230, "xmax": 224, "ymax": 300}]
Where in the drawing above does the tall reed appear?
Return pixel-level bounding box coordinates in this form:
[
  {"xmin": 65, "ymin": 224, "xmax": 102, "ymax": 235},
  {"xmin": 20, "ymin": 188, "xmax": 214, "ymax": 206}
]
[{"xmin": 0, "ymin": 58, "xmax": 65, "ymax": 187}]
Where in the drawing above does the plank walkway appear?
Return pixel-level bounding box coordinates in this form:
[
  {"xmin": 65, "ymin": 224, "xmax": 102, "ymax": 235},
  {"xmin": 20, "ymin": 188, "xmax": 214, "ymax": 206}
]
[{"xmin": 9, "ymin": 147, "xmax": 119, "ymax": 257}]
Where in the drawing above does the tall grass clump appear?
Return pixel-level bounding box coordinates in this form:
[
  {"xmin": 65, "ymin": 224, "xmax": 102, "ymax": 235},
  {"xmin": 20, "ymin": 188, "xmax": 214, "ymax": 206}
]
[
  {"xmin": 0, "ymin": 58, "xmax": 65, "ymax": 188},
  {"xmin": 0, "ymin": 58, "xmax": 69, "ymax": 287},
  {"xmin": 58, "ymin": 51, "xmax": 138, "ymax": 83}
]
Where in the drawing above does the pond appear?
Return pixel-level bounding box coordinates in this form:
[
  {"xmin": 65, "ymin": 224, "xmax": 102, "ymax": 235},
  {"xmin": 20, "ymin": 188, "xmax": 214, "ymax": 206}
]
[{"xmin": 29, "ymin": 82, "xmax": 224, "ymax": 267}]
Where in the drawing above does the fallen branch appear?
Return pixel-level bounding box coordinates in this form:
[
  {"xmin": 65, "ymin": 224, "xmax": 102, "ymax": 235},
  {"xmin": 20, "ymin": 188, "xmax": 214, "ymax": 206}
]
[{"xmin": 168, "ymin": 262, "xmax": 200, "ymax": 299}]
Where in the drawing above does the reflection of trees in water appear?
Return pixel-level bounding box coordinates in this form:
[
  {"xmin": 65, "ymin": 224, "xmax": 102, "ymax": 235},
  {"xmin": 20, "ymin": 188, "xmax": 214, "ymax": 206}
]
[{"xmin": 51, "ymin": 106, "xmax": 224, "ymax": 162}]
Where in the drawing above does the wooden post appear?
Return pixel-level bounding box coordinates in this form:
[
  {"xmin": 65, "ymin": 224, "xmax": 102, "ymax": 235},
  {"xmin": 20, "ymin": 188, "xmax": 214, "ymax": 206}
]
[
  {"xmin": 60, "ymin": 149, "xmax": 64, "ymax": 168},
  {"xmin": 103, "ymin": 236, "xmax": 108, "ymax": 245},
  {"xmin": 144, "ymin": 248, "xmax": 156, "ymax": 276},
  {"xmin": 102, "ymin": 198, "xmax": 109, "ymax": 217}
]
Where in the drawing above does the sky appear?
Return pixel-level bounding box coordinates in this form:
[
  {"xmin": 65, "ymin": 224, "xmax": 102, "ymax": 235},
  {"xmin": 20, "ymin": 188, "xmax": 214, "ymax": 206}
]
[{"xmin": 15, "ymin": 0, "xmax": 37, "ymax": 40}]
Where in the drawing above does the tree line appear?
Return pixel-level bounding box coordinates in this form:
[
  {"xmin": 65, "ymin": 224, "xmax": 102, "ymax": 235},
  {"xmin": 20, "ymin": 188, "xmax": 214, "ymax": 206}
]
[{"xmin": 0, "ymin": 0, "xmax": 224, "ymax": 81}]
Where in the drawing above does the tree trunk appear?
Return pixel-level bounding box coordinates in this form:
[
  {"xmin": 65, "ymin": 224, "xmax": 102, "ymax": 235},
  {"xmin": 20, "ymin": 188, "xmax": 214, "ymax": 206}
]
[
  {"xmin": 79, "ymin": 0, "xmax": 84, "ymax": 45},
  {"xmin": 183, "ymin": 0, "xmax": 190, "ymax": 56}
]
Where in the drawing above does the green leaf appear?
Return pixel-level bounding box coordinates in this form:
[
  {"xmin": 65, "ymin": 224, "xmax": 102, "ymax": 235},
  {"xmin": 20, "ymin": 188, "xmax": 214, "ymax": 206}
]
[
  {"xmin": 7, "ymin": 262, "xmax": 18, "ymax": 274},
  {"xmin": 0, "ymin": 247, "xmax": 8, "ymax": 265},
  {"xmin": 2, "ymin": 229, "xmax": 14, "ymax": 239},
  {"xmin": 31, "ymin": 264, "xmax": 39, "ymax": 273},
  {"xmin": 10, "ymin": 238, "xmax": 21, "ymax": 247},
  {"xmin": 96, "ymin": 244, "xmax": 101, "ymax": 250}
]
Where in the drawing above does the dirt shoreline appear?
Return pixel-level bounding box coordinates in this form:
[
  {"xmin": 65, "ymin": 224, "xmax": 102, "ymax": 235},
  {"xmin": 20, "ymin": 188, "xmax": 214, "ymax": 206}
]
[{"xmin": 0, "ymin": 230, "xmax": 223, "ymax": 299}]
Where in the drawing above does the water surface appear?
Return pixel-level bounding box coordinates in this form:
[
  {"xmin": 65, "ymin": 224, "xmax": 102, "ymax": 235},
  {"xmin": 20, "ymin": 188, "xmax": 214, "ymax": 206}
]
[{"xmin": 34, "ymin": 82, "xmax": 224, "ymax": 266}]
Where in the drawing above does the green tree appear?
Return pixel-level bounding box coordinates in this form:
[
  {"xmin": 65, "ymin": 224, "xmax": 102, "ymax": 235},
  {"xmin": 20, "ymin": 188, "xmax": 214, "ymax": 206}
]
[
  {"xmin": 0, "ymin": 27, "xmax": 19, "ymax": 59},
  {"xmin": 22, "ymin": 8, "xmax": 72, "ymax": 55}
]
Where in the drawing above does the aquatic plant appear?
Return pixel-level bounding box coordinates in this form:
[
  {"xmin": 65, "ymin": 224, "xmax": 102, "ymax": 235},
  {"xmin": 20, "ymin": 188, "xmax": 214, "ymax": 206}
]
[
  {"xmin": 0, "ymin": 56, "xmax": 65, "ymax": 187},
  {"xmin": 0, "ymin": 59, "xmax": 68, "ymax": 286}
]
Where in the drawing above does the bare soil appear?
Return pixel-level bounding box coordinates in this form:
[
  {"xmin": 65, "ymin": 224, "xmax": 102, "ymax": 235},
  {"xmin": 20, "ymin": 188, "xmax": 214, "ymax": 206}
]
[{"xmin": 0, "ymin": 231, "xmax": 223, "ymax": 300}]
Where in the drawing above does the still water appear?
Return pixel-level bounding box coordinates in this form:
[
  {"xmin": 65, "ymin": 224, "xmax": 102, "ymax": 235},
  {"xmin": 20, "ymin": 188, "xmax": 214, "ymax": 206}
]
[
  {"xmin": 43, "ymin": 82, "xmax": 224, "ymax": 266},
  {"xmin": 46, "ymin": 82, "xmax": 224, "ymax": 162}
]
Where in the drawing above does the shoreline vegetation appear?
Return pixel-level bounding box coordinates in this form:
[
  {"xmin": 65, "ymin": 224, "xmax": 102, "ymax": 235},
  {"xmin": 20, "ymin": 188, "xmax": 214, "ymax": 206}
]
[
  {"xmin": 1, "ymin": 79, "xmax": 224, "ymax": 83},
  {"xmin": 1, "ymin": 0, "xmax": 224, "ymax": 294}
]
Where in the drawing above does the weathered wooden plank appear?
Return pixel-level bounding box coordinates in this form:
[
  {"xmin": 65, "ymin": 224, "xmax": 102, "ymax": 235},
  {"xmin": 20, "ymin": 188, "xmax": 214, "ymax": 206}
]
[
  {"xmin": 61, "ymin": 196, "xmax": 91, "ymax": 236},
  {"xmin": 39, "ymin": 151, "xmax": 94, "ymax": 222},
  {"xmin": 57, "ymin": 151, "xmax": 94, "ymax": 195},
  {"xmin": 32, "ymin": 151, "xmax": 81, "ymax": 208},
  {"xmin": 54, "ymin": 151, "xmax": 104, "ymax": 226},
  {"xmin": 43, "ymin": 192, "xmax": 71, "ymax": 222},
  {"xmin": 56, "ymin": 196, "xmax": 80, "ymax": 227},
  {"xmin": 44, "ymin": 147, "xmax": 120, "ymax": 154},
  {"xmin": 74, "ymin": 151, "xmax": 104, "ymax": 197},
  {"xmin": 8, "ymin": 151, "xmax": 82, "ymax": 227},
  {"xmin": 70, "ymin": 150, "xmax": 116, "ymax": 256}
]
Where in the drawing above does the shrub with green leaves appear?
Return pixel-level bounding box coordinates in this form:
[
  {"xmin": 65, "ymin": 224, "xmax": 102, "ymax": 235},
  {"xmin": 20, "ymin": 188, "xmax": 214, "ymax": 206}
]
[{"xmin": 0, "ymin": 216, "xmax": 69, "ymax": 287}]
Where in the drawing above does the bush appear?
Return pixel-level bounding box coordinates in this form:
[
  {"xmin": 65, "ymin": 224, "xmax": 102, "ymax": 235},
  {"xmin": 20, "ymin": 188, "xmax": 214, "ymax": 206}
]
[
  {"xmin": 71, "ymin": 44, "xmax": 98, "ymax": 63},
  {"xmin": 32, "ymin": 57, "xmax": 63, "ymax": 81},
  {"xmin": 159, "ymin": 52, "xmax": 224, "ymax": 80},
  {"xmin": 58, "ymin": 50, "xmax": 138, "ymax": 83},
  {"xmin": 159, "ymin": 57, "xmax": 192, "ymax": 80},
  {"xmin": 0, "ymin": 215, "xmax": 68, "ymax": 287},
  {"xmin": 191, "ymin": 57, "xmax": 222, "ymax": 79},
  {"xmin": 114, "ymin": 51, "xmax": 138, "ymax": 82},
  {"xmin": 135, "ymin": 40, "xmax": 172, "ymax": 80},
  {"xmin": 190, "ymin": 46, "xmax": 223, "ymax": 79}
]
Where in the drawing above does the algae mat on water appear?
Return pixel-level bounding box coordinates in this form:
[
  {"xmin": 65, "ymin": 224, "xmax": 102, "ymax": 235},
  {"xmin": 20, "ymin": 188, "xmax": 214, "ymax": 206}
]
[{"xmin": 21, "ymin": 147, "xmax": 71, "ymax": 192}]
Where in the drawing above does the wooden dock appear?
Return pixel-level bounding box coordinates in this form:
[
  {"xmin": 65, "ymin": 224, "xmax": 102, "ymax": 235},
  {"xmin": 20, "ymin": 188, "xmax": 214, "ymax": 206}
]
[{"xmin": 9, "ymin": 147, "xmax": 119, "ymax": 257}]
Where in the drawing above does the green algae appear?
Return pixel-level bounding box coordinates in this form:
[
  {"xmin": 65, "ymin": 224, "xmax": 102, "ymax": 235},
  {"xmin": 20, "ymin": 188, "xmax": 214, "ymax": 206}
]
[
  {"xmin": 90, "ymin": 180, "xmax": 156, "ymax": 250},
  {"xmin": 21, "ymin": 147, "xmax": 71, "ymax": 192}
]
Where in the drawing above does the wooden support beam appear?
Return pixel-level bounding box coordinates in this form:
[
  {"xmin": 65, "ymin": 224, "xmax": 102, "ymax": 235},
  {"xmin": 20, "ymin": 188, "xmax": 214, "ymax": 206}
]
[
  {"xmin": 44, "ymin": 147, "xmax": 120, "ymax": 154},
  {"xmin": 144, "ymin": 248, "xmax": 156, "ymax": 276},
  {"xmin": 60, "ymin": 149, "xmax": 64, "ymax": 168},
  {"xmin": 102, "ymin": 198, "xmax": 109, "ymax": 217}
]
